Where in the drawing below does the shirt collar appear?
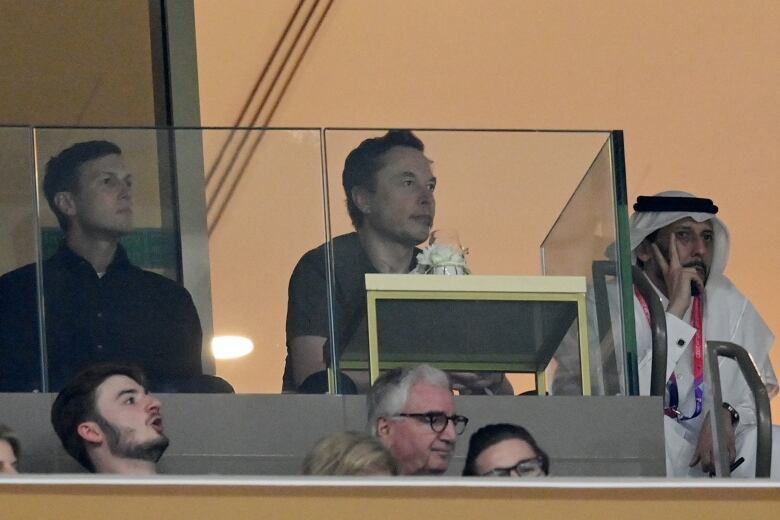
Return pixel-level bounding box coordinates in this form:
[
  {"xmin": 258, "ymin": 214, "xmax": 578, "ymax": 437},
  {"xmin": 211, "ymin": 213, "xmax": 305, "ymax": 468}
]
[{"xmin": 51, "ymin": 242, "xmax": 131, "ymax": 272}]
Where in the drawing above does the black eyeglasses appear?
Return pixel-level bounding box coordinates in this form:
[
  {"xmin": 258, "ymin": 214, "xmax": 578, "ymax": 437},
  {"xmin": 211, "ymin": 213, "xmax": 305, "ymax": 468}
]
[
  {"xmin": 395, "ymin": 412, "xmax": 469, "ymax": 435},
  {"xmin": 481, "ymin": 456, "xmax": 546, "ymax": 477}
]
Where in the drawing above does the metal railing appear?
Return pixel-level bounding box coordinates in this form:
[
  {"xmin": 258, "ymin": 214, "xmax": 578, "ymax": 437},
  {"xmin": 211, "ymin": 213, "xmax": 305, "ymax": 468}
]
[{"xmin": 706, "ymin": 341, "xmax": 772, "ymax": 478}]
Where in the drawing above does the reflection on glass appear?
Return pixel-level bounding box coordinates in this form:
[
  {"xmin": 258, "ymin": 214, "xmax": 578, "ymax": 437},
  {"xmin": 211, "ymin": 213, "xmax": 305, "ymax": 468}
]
[
  {"xmin": 211, "ymin": 335, "xmax": 254, "ymax": 360},
  {"xmin": 0, "ymin": 128, "xmax": 206, "ymax": 393},
  {"xmin": 542, "ymin": 134, "xmax": 635, "ymax": 396},
  {"xmin": 326, "ymin": 129, "xmax": 612, "ymax": 395},
  {"xmin": 1, "ymin": 127, "xmax": 629, "ymax": 399},
  {"xmin": 203, "ymin": 128, "xmax": 326, "ymax": 394}
]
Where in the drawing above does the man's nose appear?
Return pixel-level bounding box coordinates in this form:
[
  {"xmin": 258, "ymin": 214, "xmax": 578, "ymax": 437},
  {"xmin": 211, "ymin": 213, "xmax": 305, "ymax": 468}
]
[
  {"xmin": 119, "ymin": 180, "xmax": 132, "ymax": 199},
  {"xmin": 418, "ymin": 186, "xmax": 434, "ymax": 205},
  {"xmin": 439, "ymin": 419, "xmax": 457, "ymax": 442},
  {"xmin": 691, "ymin": 235, "xmax": 709, "ymax": 256},
  {"xmin": 145, "ymin": 393, "xmax": 161, "ymax": 412}
]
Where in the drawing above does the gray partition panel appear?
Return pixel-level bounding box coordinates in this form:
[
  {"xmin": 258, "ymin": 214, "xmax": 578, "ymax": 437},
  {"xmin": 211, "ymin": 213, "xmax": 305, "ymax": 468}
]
[
  {"xmin": 0, "ymin": 394, "xmax": 663, "ymax": 477},
  {"xmin": 451, "ymin": 396, "xmax": 665, "ymax": 476}
]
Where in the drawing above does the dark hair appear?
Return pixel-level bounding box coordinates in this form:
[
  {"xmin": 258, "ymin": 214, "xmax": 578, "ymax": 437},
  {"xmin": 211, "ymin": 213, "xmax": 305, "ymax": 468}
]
[
  {"xmin": 342, "ymin": 130, "xmax": 425, "ymax": 229},
  {"xmin": 50, "ymin": 363, "xmax": 145, "ymax": 472},
  {"xmin": 462, "ymin": 423, "xmax": 550, "ymax": 476},
  {"xmin": 43, "ymin": 140, "xmax": 122, "ymax": 230},
  {"xmin": 0, "ymin": 424, "xmax": 20, "ymax": 459}
]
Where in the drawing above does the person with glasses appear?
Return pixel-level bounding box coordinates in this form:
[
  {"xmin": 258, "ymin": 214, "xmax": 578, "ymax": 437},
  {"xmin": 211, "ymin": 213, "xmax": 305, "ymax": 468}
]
[
  {"xmin": 462, "ymin": 423, "xmax": 549, "ymax": 477},
  {"xmin": 367, "ymin": 364, "xmax": 467, "ymax": 475}
]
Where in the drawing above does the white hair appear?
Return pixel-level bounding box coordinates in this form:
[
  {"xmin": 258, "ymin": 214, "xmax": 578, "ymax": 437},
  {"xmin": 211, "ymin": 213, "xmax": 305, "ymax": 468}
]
[{"xmin": 366, "ymin": 364, "xmax": 451, "ymax": 435}]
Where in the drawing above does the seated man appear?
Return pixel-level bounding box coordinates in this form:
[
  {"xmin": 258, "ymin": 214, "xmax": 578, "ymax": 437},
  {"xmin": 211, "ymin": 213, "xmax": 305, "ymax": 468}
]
[
  {"xmin": 51, "ymin": 363, "xmax": 169, "ymax": 474},
  {"xmin": 285, "ymin": 130, "xmax": 510, "ymax": 394},
  {"xmin": 0, "ymin": 424, "xmax": 20, "ymax": 474},
  {"xmin": 0, "ymin": 140, "xmax": 203, "ymax": 392},
  {"xmin": 462, "ymin": 423, "xmax": 549, "ymax": 477},
  {"xmin": 367, "ymin": 364, "xmax": 467, "ymax": 475},
  {"xmin": 554, "ymin": 191, "xmax": 776, "ymax": 476},
  {"xmin": 630, "ymin": 191, "xmax": 776, "ymax": 476}
]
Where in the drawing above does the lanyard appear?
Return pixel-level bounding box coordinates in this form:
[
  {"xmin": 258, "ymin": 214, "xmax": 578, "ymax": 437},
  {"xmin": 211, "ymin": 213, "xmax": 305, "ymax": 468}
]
[{"xmin": 634, "ymin": 287, "xmax": 704, "ymax": 421}]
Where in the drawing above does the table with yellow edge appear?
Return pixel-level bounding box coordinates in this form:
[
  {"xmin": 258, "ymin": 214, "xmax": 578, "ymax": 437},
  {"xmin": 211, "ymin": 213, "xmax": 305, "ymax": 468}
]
[{"xmin": 337, "ymin": 274, "xmax": 590, "ymax": 395}]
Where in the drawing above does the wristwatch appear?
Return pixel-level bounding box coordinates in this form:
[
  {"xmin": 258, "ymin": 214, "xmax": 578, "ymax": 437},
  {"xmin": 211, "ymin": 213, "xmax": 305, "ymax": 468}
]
[{"xmin": 722, "ymin": 402, "xmax": 740, "ymax": 426}]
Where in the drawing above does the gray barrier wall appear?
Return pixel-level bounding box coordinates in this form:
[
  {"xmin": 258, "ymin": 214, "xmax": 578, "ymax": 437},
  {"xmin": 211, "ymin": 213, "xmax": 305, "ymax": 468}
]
[{"xmin": 0, "ymin": 394, "xmax": 665, "ymax": 477}]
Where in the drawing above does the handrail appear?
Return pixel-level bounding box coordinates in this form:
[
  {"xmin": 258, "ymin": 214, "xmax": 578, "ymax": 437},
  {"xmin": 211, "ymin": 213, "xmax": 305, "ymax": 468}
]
[
  {"xmin": 631, "ymin": 266, "xmax": 667, "ymax": 397},
  {"xmin": 705, "ymin": 340, "xmax": 772, "ymax": 477}
]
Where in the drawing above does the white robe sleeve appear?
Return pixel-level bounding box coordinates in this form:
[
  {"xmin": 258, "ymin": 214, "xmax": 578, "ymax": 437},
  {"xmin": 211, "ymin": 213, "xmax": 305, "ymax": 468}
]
[{"xmin": 635, "ymin": 293, "xmax": 696, "ymax": 396}]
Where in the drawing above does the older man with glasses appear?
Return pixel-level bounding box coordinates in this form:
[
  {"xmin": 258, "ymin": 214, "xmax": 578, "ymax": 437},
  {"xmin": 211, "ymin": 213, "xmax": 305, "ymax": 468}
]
[{"xmin": 367, "ymin": 364, "xmax": 468, "ymax": 475}]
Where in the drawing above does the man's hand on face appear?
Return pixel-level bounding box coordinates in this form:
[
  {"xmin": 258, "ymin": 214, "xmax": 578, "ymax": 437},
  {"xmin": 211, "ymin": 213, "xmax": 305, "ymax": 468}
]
[
  {"xmin": 689, "ymin": 409, "xmax": 736, "ymax": 474},
  {"xmin": 652, "ymin": 234, "xmax": 705, "ymax": 319}
]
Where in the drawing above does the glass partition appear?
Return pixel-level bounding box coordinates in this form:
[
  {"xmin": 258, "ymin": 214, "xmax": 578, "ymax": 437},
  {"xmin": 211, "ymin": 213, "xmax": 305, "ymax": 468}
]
[
  {"xmin": 0, "ymin": 126, "xmax": 43, "ymax": 391},
  {"xmin": 28, "ymin": 128, "xmax": 183, "ymax": 392},
  {"xmin": 33, "ymin": 128, "xmax": 180, "ymax": 276},
  {"xmin": 1, "ymin": 126, "xmax": 633, "ymax": 397},
  {"xmin": 323, "ymin": 129, "xmax": 617, "ymax": 394},
  {"xmin": 0, "ymin": 125, "xmax": 680, "ymax": 480},
  {"xmin": 200, "ymin": 128, "xmax": 326, "ymax": 394},
  {"xmin": 541, "ymin": 132, "xmax": 636, "ymax": 396},
  {"xmin": 1, "ymin": 126, "xmax": 330, "ymax": 396}
]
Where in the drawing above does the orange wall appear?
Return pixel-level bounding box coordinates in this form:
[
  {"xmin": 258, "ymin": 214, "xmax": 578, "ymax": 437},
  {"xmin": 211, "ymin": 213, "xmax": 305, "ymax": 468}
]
[
  {"xmin": 3, "ymin": 482, "xmax": 780, "ymax": 519},
  {"xmin": 0, "ymin": 0, "xmax": 156, "ymax": 126},
  {"xmin": 194, "ymin": 0, "xmax": 780, "ymax": 410}
]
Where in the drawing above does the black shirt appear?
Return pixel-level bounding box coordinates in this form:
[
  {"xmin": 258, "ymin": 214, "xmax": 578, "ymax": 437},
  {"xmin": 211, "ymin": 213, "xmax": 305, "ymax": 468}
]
[
  {"xmin": 0, "ymin": 244, "xmax": 203, "ymax": 392},
  {"xmin": 284, "ymin": 232, "xmax": 419, "ymax": 391}
]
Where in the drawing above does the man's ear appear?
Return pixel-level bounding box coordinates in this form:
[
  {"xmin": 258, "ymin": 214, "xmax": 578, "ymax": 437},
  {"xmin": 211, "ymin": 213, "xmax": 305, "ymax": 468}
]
[
  {"xmin": 351, "ymin": 186, "xmax": 373, "ymax": 216},
  {"xmin": 77, "ymin": 421, "xmax": 103, "ymax": 445},
  {"xmin": 376, "ymin": 417, "xmax": 392, "ymax": 439},
  {"xmin": 53, "ymin": 191, "xmax": 77, "ymax": 218}
]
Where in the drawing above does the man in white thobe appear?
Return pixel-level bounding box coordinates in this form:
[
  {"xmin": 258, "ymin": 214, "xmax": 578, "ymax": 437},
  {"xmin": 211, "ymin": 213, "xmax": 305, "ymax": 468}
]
[{"xmin": 630, "ymin": 191, "xmax": 776, "ymax": 477}]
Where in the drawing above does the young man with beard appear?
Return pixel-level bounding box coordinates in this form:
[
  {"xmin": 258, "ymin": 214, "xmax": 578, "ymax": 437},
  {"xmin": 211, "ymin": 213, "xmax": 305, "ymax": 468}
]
[{"xmin": 51, "ymin": 364, "xmax": 169, "ymax": 474}]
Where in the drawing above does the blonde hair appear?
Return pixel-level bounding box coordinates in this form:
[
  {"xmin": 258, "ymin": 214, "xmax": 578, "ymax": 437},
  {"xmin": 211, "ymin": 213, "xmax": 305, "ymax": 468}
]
[{"xmin": 302, "ymin": 431, "xmax": 399, "ymax": 476}]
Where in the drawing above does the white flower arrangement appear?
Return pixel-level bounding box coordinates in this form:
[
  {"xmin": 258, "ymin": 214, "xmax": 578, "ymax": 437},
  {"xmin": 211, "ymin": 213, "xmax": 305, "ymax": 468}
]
[{"xmin": 414, "ymin": 243, "xmax": 470, "ymax": 275}]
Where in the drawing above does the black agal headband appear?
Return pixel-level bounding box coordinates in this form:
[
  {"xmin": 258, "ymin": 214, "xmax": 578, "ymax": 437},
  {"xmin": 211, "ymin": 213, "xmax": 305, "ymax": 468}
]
[{"xmin": 633, "ymin": 196, "xmax": 718, "ymax": 214}]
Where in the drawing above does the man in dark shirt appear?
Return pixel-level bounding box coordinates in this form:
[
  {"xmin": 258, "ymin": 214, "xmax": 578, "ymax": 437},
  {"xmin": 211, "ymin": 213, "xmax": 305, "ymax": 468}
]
[
  {"xmin": 285, "ymin": 131, "xmax": 433, "ymax": 392},
  {"xmin": 285, "ymin": 130, "xmax": 511, "ymax": 394},
  {"xmin": 0, "ymin": 140, "xmax": 203, "ymax": 392}
]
